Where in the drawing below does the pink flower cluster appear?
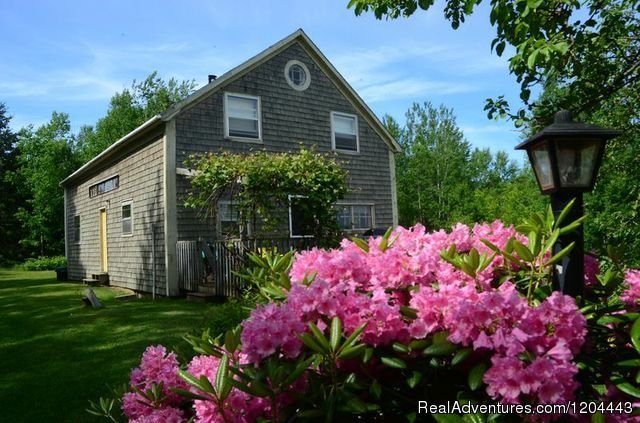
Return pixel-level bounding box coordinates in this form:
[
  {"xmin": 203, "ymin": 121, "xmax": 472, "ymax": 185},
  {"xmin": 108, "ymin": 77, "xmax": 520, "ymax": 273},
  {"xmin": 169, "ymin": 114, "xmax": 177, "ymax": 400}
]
[
  {"xmin": 240, "ymin": 221, "xmax": 587, "ymax": 407},
  {"xmin": 620, "ymin": 269, "xmax": 640, "ymax": 308},
  {"xmin": 583, "ymin": 254, "xmax": 600, "ymax": 287},
  {"xmin": 187, "ymin": 355, "xmax": 269, "ymax": 423},
  {"xmin": 122, "ymin": 345, "xmax": 189, "ymax": 422}
]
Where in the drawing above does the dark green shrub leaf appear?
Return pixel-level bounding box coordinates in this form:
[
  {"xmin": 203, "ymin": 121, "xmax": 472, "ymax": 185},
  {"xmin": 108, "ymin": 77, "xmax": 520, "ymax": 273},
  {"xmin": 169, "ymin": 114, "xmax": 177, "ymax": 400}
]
[
  {"xmin": 381, "ymin": 356, "xmax": 407, "ymax": 369},
  {"xmin": 468, "ymin": 363, "xmax": 488, "ymax": 391}
]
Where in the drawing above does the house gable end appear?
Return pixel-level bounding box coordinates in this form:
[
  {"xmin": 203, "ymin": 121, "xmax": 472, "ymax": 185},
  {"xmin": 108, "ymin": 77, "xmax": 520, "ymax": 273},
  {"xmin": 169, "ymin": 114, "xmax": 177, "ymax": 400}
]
[{"xmin": 163, "ymin": 29, "xmax": 400, "ymax": 154}]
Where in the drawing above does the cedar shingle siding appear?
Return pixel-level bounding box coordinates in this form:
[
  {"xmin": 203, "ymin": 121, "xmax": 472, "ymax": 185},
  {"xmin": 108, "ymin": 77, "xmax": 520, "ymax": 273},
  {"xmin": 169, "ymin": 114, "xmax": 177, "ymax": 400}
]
[
  {"xmin": 175, "ymin": 43, "xmax": 394, "ymax": 240},
  {"xmin": 65, "ymin": 133, "xmax": 167, "ymax": 293}
]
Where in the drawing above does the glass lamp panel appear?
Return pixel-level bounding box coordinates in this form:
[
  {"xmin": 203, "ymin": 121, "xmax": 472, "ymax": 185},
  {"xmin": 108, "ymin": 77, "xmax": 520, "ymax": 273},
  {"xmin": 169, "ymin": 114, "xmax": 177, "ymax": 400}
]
[
  {"xmin": 555, "ymin": 139, "xmax": 601, "ymax": 189},
  {"xmin": 530, "ymin": 142, "xmax": 555, "ymax": 191}
]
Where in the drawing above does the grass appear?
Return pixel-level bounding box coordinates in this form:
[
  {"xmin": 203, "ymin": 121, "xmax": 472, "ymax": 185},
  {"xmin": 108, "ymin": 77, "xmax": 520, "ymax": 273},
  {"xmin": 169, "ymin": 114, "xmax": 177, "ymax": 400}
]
[{"xmin": 0, "ymin": 268, "xmax": 248, "ymax": 422}]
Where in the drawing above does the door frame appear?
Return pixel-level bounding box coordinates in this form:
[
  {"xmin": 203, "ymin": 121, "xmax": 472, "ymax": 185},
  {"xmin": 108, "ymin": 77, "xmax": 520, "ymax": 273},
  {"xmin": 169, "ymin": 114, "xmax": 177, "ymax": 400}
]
[{"xmin": 99, "ymin": 207, "xmax": 108, "ymax": 272}]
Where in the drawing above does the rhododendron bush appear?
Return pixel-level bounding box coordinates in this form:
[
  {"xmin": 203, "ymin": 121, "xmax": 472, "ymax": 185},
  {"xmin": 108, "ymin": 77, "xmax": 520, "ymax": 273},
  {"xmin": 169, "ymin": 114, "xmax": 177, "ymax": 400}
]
[{"xmin": 89, "ymin": 206, "xmax": 640, "ymax": 422}]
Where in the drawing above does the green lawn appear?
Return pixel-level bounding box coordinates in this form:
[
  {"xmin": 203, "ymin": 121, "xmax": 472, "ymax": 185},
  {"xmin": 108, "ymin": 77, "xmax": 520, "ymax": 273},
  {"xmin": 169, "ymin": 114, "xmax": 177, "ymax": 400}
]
[{"xmin": 0, "ymin": 269, "xmax": 247, "ymax": 422}]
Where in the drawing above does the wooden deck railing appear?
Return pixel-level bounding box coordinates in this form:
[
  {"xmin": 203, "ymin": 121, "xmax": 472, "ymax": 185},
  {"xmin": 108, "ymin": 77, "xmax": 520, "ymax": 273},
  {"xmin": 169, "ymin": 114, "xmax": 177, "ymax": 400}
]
[{"xmin": 176, "ymin": 238, "xmax": 319, "ymax": 295}]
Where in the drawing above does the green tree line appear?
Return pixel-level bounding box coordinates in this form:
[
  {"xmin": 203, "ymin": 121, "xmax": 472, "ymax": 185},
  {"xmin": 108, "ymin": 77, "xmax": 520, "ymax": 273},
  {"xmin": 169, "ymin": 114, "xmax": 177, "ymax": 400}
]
[
  {"xmin": 0, "ymin": 72, "xmax": 196, "ymax": 263},
  {"xmin": 348, "ymin": 0, "xmax": 640, "ymax": 265}
]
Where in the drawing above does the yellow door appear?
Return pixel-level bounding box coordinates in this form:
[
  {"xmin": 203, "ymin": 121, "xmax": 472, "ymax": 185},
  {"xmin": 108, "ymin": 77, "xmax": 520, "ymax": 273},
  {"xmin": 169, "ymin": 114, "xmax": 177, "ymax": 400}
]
[{"xmin": 99, "ymin": 209, "xmax": 108, "ymax": 272}]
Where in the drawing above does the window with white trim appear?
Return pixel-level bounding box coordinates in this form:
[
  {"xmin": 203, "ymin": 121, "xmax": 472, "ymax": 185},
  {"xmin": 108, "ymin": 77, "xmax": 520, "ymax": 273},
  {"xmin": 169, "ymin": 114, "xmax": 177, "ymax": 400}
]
[
  {"xmin": 224, "ymin": 93, "xmax": 261, "ymax": 140},
  {"xmin": 331, "ymin": 112, "xmax": 359, "ymax": 152},
  {"xmin": 336, "ymin": 204, "xmax": 374, "ymax": 230},
  {"xmin": 289, "ymin": 196, "xmax": 314, "ymax": 238},
  {"xmin": 73, "ymin": 215, "xmax": 81, "ymax": 242},
  {"xmin": 284, "ymin": 60, "xmax": 311, "ymax": 91},
  {"xmin": 218, "ymin": 202, "xmax": 248, "ymax": 237},
  {"xmin": 121, "ymin": 202, "xmax": 133, "ymax": 236}
]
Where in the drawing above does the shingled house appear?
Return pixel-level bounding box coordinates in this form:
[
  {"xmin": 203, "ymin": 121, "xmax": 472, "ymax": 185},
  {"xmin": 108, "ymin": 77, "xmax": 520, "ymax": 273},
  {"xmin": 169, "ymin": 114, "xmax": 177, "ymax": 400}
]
[{"xmin": 60, "ymin": 29, "xmax": 401, "ymax": 296}]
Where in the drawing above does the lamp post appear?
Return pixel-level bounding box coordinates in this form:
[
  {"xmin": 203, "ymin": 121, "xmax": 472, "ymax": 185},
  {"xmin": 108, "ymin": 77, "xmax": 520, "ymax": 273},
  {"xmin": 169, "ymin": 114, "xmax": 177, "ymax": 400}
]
[{"xmin": 515, "ymin": 110, "xmax": 621, "ymax": 297}]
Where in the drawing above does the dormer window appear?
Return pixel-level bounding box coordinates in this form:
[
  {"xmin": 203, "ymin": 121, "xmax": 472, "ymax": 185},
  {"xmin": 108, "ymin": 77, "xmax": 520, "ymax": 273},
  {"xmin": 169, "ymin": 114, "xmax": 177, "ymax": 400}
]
[{"xmin": 224, "ymin": 92, "xmax": 262, "ymax": 141}]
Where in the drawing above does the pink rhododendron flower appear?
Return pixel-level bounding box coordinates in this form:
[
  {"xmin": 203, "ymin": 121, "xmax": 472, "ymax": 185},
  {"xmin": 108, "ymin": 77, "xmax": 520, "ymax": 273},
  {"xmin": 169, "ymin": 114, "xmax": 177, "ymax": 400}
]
[
  {"xmin": 129, "ymin": 407, "xmax": 185, "ymax": 423},
  {"xmin": 241, "ymin": 222, "xmax": 588, "ymax": 409},
  {"xmin": 187, "ymin": 355, "xmax": 269, "ymax": 423},
  {"xmin": 122, "ymin": 345, "xmax": 189, "ymax": 421},
  {"xmin": 583, "ymin": 254, "xmax": 599, "ymax": 287},
  {"xmin": 621, "ymin": 269, "xmax": 640, "ymax": 308}
]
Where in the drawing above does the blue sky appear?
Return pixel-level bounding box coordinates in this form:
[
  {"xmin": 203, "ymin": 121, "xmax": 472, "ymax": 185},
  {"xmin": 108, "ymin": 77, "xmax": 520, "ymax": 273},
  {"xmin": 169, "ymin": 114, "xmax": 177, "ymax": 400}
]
[{"xmin": 0, "ymin": 0, "xmax": 528, "ymax": 161}]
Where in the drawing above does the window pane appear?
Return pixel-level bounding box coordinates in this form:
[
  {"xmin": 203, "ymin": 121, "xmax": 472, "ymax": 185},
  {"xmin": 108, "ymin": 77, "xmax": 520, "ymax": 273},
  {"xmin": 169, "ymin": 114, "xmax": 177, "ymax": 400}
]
[
  {"xmin": 122, "ymin": 219, "xmax": 132, "ymax": 235},
  {"xmin": 334, "ymin": 134, "xmax": 357, "ymax": 151},
  {"xmin": 229, "ymin": 117, "xmax": 258, "ymax": 138},
  {"xmin": 290, "ymin": 198, "xmax": 314, "ymax": 237},
  {"xmin": 122, "ymin": 204, "xmax": 132, "ymax": 235},
  {"xmin": 228, "ymin": 96, "xmax": 257, "ymax": 119},
  {"xmin": 555, "ymin": 139, "xmax": 599, "ymax": 188},
  {"xmin": 531, "ymin": 143, "xmax": 554, "ymax": 191},
  {"xmin": 219, "ymin": 203, "xmax": 239, "ymax": 222},
  {"xmin": 334, "ymin": 115, "xmax": 355, "ymax": 135},
  {"xmin": 352, "ymin": 205, "xmax": 371, "ymax": 229},
  {"xmin": 337, "ymin": 205, "xmax": 351, "ymax": 229},
  {"xmin": 74, "ymin": 215, "xmax": 80, "ymax": 242},
  {"xmin": 289, "ymin": 65, "xmax": 306, "ymax": 86}
]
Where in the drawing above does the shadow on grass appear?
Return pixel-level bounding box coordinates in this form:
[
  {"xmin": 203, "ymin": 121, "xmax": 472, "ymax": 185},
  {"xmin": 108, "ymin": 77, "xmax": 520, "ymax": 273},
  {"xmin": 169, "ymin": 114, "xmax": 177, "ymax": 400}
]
[{"xmin": 0, "ymin": 268, "xmax": 247, "ymax": 422}]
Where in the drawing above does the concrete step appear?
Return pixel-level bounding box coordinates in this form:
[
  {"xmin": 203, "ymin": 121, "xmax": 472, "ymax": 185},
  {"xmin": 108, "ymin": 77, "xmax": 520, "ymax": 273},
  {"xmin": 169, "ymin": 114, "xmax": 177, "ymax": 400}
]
[
  {"xmin": 91, "ymin": 273, "xmax": 109, "ymax": 285},
  {"xmin": 82, "ymin": 278, "xmax": 102, "ymax": 287}
]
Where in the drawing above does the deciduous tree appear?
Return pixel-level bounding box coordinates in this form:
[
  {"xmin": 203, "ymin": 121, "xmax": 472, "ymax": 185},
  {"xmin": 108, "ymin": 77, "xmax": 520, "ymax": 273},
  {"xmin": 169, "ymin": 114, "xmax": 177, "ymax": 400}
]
[
  {"xmin": 16, "ymin": 112, "xmax": 79, "ymax": 256},
  {"xmin": 77, "ymin": 71, "xmax": 196, "ymax": 162},
  {"xmin": 348, "ymin": 0, "xmax": 640, "ymax": 128},
  {"xmin": 0, "ymin": 102, "xmax": 25, "ymax": 263}
]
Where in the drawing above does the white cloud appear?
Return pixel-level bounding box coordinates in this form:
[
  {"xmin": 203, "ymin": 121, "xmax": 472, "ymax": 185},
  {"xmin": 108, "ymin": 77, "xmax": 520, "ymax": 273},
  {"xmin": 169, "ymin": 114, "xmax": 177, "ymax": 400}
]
[{"xmin": 359, "ymin": 79, "xmax": 478, "ymax": 102}]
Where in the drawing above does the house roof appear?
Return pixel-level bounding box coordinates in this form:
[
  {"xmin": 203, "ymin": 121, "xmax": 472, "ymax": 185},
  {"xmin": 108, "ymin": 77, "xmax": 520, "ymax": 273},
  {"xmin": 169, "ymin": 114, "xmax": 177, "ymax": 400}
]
[
  {"xmin": 162, "ymin": 28, "xmax": 402, "ymax": 153},
  {"xmin": 61, "ymin": 29, "xmax": 401, "ymax": 187},
  {"xmin": 60, "ymin": 115, "xmax": 163, "ymax": 186}
]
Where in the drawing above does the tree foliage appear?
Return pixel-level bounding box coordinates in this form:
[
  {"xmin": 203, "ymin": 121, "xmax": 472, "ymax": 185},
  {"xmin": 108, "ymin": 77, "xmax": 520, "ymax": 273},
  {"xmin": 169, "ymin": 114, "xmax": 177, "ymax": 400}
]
[
  {"xmin": 388, "ymin": 102, "xmax": 545, "ymax": 229},
  {"xmin": 77, "ymin": 71, "xmax": 196, "ymax": 162},
  {"xmin": 349, "ymin": 0, "xmax": 640, "ymax": 127},
  {"xmin": 184, "ymin": 147, "xmax": 348, "ymax": 242},
  {"xmin": 0, "ymin": 102, "xmax": 25, "ymax": 263},
  {"xmin": 16, "ymin": 112, "xmax": 79, "ymax": 256}
]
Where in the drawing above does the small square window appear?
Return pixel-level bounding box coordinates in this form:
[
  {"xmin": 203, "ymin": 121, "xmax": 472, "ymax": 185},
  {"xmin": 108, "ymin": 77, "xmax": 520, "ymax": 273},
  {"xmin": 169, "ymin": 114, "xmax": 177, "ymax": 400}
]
[
  {"xmin": 335, "ymin": 204, "xmax": 374, "ymax": 231},
  {"xmin": 218, "ymin": 202, "xmax": 246, "ymax": 237},
  {"xmin": 352, "ymin": 205, "xmax": 372, "ymax": 229},
  {"xmin": 224, "ymin": 93, "xmax": 261, "ymax": 140},
  {"xmin": 73, "ymin": 215, "xmax": 81, "ymax": 242},
  {"xmin": 331, "ymin": 112, "xmax": 359, "ymax": 152},
  {"xmin": 337, "ymin": 205, "xmax": 351, "ymax": 230},
  {"xmin": 122, "ymin": 203, "xmax": 133, "ymax": 236}
]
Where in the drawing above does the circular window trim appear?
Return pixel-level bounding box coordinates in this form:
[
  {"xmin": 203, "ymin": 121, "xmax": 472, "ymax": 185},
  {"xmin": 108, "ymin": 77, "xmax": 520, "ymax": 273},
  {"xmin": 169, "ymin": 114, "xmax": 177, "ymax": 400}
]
[{"xmin": 284, "ymin": 60, "xmax": 311, "ymax": 91}]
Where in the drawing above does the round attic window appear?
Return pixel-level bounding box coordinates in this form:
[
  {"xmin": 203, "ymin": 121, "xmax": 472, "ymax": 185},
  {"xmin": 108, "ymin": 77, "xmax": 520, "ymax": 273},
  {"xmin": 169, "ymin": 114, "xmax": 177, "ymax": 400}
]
[{"xmin": 284, "ymin": 60, "xmax": 310, "ymax": 91}]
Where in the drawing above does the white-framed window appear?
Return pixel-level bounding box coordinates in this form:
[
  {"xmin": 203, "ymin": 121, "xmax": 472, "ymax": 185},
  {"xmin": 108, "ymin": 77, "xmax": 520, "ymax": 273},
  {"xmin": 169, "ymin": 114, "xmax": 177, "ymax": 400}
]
[
  {"xmin": 73, "ymin": 215, "xmax": 81, "ymax": 242},
  {"xmin": 218, "ymin": 202, "xmax": 249, "ymax": 237},
  {"xmin": 336, "ymin": 204, "xmax": 374, "ymax": 231},
  {"xmin": 331, "ymin": 112, "xmax": 359, "ymax": 153},
  {"xmin": 121, "ymin": 201, "xmax": 133, "ymax": 236},
  {"xmin": 289, "ymin": 195, "xmax": 315, "ymax": 238},
  {"xmin": 224, "ymin": 92, "xmax": 261, "ymax": 141},
  {"xmin": 284, "ymin": 60, "xmax": 311, "ymax": 91}
]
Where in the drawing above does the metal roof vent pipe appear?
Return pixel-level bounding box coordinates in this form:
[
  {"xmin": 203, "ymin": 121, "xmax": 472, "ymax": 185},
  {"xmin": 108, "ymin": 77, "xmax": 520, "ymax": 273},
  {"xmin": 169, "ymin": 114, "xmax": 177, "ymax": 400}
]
[{"xmin": 208, "ymin": 75, "xmax": 217, "ymax": 83}]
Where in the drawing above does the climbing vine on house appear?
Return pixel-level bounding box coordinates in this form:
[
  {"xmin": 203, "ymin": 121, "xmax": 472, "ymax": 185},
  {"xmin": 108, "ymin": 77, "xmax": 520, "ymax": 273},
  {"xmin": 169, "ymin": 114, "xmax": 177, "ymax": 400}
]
[{"xmin": 184, "ymin": 147, "xmax": 348, "ymax": 242}]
